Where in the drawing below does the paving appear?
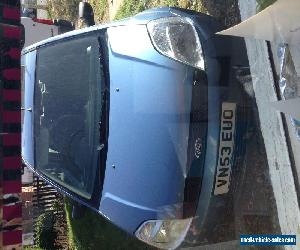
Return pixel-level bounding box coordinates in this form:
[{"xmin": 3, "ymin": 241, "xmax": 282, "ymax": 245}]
[
  {"xmin": 238, "ymin": 1, "xmax": 300, "ymax": 248},
  {"xmin": 270, "ymin": 42, "xmax": 300, "ymax": 195}
]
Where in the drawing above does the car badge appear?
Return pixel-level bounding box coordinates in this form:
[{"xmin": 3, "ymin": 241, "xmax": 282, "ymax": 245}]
[{"xmin": 194, "ymin": 137, "xmax": 202, "ymax": 158}]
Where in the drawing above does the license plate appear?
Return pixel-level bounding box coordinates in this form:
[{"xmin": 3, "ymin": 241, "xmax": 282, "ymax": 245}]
[{"xmin": 214, "ymin": 102, "xmax": 236, "ymax": 195}]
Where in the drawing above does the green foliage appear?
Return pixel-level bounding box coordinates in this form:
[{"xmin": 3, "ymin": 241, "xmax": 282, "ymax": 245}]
[
  {"xmin": 114, "ymin": 0, "xmax": 146, "ymax": 20},
  {"xmin": 64, "ymin": 198, "xmax": 153, "ymax": 250},
  {"xmin": 90, "ymin": 0, "xmax": 109, "ymax": 23},
  {"xmin": 46, "ymin": 0, "xmax": 82, "ymax": 23},
  {"xmin": 256, "ymin": 0, "xmax": 277, "ymax": 12},
  {"xmin": 114, "ymin": 0, "xmax": 206, "ymax": 20},
  {"xmin": 35, "ymin": 211, "xmax": 58, "ymax": 250},
  {"xmin": 46, "ymin": 0, "xmax": 109, "ymax": 24}
]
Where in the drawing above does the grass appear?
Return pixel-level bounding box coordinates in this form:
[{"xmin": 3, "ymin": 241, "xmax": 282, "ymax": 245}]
[
  {"xmin": 114, "ymin": 0, "xmax": 207, "ymax": 20},
  {"xmin": 64, "ymin": 198, "xmax": 154, "ymax": 250}
]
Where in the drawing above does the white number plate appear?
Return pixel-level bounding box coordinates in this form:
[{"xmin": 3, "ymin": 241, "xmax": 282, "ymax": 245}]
[{"xmin": 214, "ymin": 102, "xmax": 236, "ymax": 195}]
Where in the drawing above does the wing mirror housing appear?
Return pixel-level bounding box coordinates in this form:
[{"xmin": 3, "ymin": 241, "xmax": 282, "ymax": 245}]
[{"xmin": 79, "ymin": 2, "xmax": 95, "ymax": 27}]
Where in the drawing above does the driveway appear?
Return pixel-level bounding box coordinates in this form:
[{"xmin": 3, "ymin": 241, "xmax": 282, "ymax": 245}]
[
  {"xmin": 182, "ymin": 0, "xmax": 300, "ymax": 249},
  {"xmin": 238, "ymin": 1, "xmax": 300, "ymax": 248}
]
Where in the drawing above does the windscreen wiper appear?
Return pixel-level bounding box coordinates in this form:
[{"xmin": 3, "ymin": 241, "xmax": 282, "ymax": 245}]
[{"xmin": 97, "ymin": 34, "xmax": 109, "ymax": 146}]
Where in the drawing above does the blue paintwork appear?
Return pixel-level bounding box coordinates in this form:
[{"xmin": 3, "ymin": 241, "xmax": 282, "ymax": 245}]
[
  {"xmin": 100, "ymin": 24, "xmax": 194, "ymax": 232},
  {"xmin": 22, "ymin": 6, "xmax": 249, "ymax": 240},
  {"xmin": 22, "ymin": 50, "xmax": 36, "ymax": 168}
]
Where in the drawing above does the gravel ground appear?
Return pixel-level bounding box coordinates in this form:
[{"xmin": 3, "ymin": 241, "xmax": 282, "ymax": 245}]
[{"xmin": 181, "ymin": 1, "xmax": 283, "ymax": 249}]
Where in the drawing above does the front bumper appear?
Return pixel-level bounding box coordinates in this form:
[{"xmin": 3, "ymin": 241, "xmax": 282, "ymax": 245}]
[{"xmin": 178, "ymin": 10, "xmax": 252, "ymax": 246}]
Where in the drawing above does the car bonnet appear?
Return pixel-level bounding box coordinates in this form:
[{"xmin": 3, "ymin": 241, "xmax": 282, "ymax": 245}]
[{"xmin": 99, "ymin": 24, "xmax": 195, "ymax": 233}]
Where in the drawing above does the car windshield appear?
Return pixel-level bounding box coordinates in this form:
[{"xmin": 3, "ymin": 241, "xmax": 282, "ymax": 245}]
[{"xmin": 34, "ymin": 34, "xmax": 103, "ymax": 199}]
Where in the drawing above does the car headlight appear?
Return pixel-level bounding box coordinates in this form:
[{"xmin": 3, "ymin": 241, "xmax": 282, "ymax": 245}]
[
  {"xmin": 147, "ymin": 17, "xmax": 204, "ymax": 70},
  {"xmin": 135, "ymin": 218, "xmax": 192, "ymax": 249}
]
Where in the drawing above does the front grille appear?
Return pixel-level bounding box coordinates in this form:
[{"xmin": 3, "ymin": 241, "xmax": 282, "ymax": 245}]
[
  {"xmin": 218, "ymin": 56, "xmax": 231, "ymax": 86},
  {"xmin": 183, "ymin": 69, "xmax": 208, "ymax": 218}
]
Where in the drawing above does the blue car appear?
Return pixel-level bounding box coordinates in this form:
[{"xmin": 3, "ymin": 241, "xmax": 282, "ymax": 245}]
[{"xmin": 22, "ymin": 6, "xmax": 250, "ymax": 249}]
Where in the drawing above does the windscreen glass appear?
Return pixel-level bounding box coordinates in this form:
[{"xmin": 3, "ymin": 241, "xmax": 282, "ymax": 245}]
[{"xmin": 35, "ymin": 35, "xmax": 102, "ymax": 199}]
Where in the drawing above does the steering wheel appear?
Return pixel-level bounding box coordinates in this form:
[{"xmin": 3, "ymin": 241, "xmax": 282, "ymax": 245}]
[
  {"xmin": 49, "ymin": 114, "xmax": 89, "ymax": 183},
  {"xmin": 61, "ymin": 128, "xmax": 87, "ymax": 182}
]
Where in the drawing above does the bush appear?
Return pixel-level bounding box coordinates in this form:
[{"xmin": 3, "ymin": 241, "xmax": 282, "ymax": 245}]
[
  {"xmin": 114, "ymin": 0, "xmax": 146, "ymax": 20},
  {"xmin": 35, "ymin": 211, "xmax": 58, "ymax": 250},
  {"xmin": 46, "ymin": 0, "xmax": 109, "ymax": 25},
  {"xmin": 114, "ymin": 0, "xmax": 206, "ymax": 20},
  {"xmin": 46, "ymin": 0, "xmax": 82, "ymax": 23},
  {"xmin": 89, "ymin": 0, "xmax": 109, "ymax": 23}
]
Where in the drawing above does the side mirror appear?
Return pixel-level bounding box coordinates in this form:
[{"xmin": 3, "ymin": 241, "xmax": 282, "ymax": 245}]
[
  {"xmin": 20, "ymin": 23, "xmax": 25, "ymax": 49},
  {"xmin": 79, "ymin": 2, "xmax": 95, "ymax": 27}
]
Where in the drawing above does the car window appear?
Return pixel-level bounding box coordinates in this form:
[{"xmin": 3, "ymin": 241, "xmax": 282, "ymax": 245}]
[{"xmin": 34, "ymin": 35, "xmax": 102, "ymax": 199}]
